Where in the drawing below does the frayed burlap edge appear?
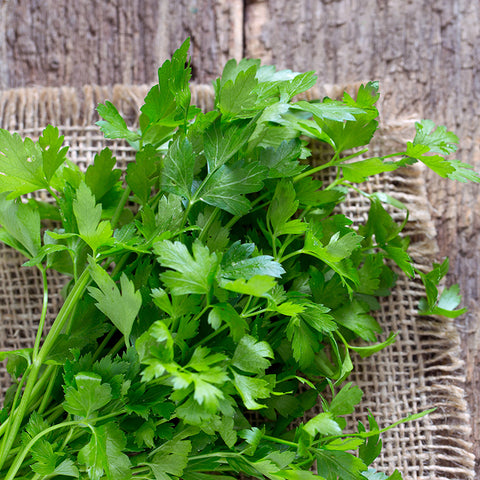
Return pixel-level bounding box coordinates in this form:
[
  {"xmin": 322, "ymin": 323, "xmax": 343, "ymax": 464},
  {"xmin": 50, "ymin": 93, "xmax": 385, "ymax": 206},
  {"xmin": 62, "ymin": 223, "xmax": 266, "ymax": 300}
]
[{"xmin": 0, "ymin": 84, "xmax": 475, "ymax": 479}]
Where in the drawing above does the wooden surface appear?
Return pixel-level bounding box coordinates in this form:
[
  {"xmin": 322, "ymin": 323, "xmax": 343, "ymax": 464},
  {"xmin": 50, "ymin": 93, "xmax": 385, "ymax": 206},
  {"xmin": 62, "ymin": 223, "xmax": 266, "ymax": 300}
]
[{"xmin": 0, "ymin": 0, "xmax": 479, "ymax": 472}]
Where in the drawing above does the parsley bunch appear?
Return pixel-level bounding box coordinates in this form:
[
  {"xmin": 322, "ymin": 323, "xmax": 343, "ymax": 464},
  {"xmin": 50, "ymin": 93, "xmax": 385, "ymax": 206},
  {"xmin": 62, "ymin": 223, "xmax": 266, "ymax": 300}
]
[{"xmin": 0, "ymin": 38, "xmax": 477, "ymax": 480}]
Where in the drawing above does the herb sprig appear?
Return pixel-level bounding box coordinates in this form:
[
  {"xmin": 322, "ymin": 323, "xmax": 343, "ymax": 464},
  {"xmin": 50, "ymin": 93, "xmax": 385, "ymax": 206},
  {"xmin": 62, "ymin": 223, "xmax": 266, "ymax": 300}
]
[{"xmin": 0, "ymin": 38, "xmax": 476, "ymax": 480}]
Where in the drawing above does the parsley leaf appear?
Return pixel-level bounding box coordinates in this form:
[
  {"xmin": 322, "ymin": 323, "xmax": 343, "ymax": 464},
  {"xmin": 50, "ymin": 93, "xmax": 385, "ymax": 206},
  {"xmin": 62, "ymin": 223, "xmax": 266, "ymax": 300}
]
[
  {"xmin": 88, "ymin": 261, "xmax": 142, "ymax": 343},
  {"xmin": 155, "ymin": 239, "xmax": 219, "ymax": 295}
]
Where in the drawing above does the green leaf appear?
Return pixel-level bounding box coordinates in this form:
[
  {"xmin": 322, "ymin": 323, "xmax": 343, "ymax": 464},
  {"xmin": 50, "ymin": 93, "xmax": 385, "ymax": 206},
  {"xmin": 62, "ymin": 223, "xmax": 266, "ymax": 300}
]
[
  {"xmin": 88, "ymin": 262, "xmax": 142, "ymax": 342},
  {"xmin": 358, "ymin": 414, "xmax": 382, "ymax": 466},
  {"xmin": 268, "ymin": 179, "xmax": 307, "ymax": 236},
  {"xmin": 161, "ymin": 135, "xmax": 196, "ymax": 200},
  {"xmin": 0, "ymin": 348, "xmax": 32, "ymax": 380},
  {"xmin": 258, "ymin": 139, "xmax": 306, "ymax": 178},
  {"xmin": 304, "ymin": 412, "xmax": 342, "ymax": 437},
  {"xmin": 276, "ymin": 470, "xmax": 326, "ymax": 479},
  {"xmin": 204, "ymin": 118, "xmax": 256, "ymax": 172},
  {"xmin": 78, "ymin": 423, "xmax": 132, "ymax": 480},
  {"xmin": 303, "ymin": 228, "xmax": 362, "ymax": 285},
  {"xmin": 150, "ymin": 437, "xmax": 192, "ymax": 480},
  {"xmin": 349, "ymin": 332, "xmax": 398, "ymax": 358},
  {"xmin": 382, "ymin": 245, "xmax": 414, "ymax": 278},
  {"xmin": 418, "ymin": 266, "xmax": 467, "ymax": 318},
  {"xmin": 217, "ymin": 65, "xmax": 259, "ymax": 119},
  {"xmin": 85, "ymin": 148, "xmax": 122, "ymax": 201},
  {"xmin": 341, "ymin": 158, "xmax": 397, "ymax": 183},
  {"xmin": 38, "ymin": 125, "xmax": 69, "ymax": 182},
  {"xmin": 221, "ymin": 275, "xmax": 277, "ymax": 297},
  {"xmin": 445, "ymin": 159, "xmax": 480, "ymax": 183},
  {"xmin": 221, "ymin": 241, "xmax": 285, "ymax": 280},
  {"xmin": 208, "ymin": 303, "xmax": 248, "ymax": 342},
  {"xmin": 315, "ymin": 450, "xmax": 367, "ymax": 480},
  {"xmin": 218, "ymin": 415, "xmax": 237, "ymax": 448},
  {"xmin": 126, "ymin": 145, "xmax": 161, "ymax": 205},
  {"xmin": 0, "ymin": 129, "xmax": 46, "ymax": 197},
  {"xmin": 413, "ymin": 119, "xmax": 458, "ymax": 155},
  {"xmin": 332, "ymin": 300, "xmax": 381, "ymax": 342},
  {"xmin": 73, "ymin": 181, "xmax": 113, "ymax": 253},
  {"xmin": 97, "ymin": 101, "xmax": 140, "ymax": 142},
  {"xmin": 232, "ymin": 372, "xmax": 272, "ymax": 409},
  {"xmin": 328, "ymin": 382, "xmax": 363, "ymax": 416},
  {"xmin": 0, "ymin": 194, "xmax": 41, "ymax": 258},
  {"xmin": 361, "ymin": 468, "xmax": 396, "ymax": 480},
  {"xmin": 299, "ymin": 303, "xmax": 337, "ymax": 334},
  {"xmin": 293, "ymin": 100, "xmax": 365, "ymax": 122},
  {"xmin": 232, "ymin": 335, "xmax": 274, "ymax": 374},
  {"xmin": 78, "ymin": 426, "xmax": 107, "ymax": 480},
  {"xmin": 155, "ymin": 239, "xmax": 219, "ymax": 295},
  {"xmin": 63, "ymin": 372, "xmax": 112, "ymax": 418},
  {"xmin": 286, "ymin": 315, "xmax": 319, "ymax": 368},
  {"xmin": 141, "ymin": 38, "xmax": 192, "ymax": 126},
  {"xmin": 198, "ymin": 161, "xmax": 266, "ymax": 215}
]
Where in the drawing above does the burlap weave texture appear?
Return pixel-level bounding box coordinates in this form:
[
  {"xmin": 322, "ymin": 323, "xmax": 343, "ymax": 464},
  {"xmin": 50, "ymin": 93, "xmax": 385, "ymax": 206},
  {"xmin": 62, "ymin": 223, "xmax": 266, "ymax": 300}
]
[{"xmin": 0, "ymin": 84, "xmax": 475, "ymax": 480}]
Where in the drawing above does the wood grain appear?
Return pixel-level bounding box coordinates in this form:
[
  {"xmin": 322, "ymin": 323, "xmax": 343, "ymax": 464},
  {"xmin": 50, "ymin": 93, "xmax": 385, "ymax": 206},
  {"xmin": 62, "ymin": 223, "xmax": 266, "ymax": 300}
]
[{"xmin": 0, "ymin": 0, "xmax": 243, "ymax": 88}]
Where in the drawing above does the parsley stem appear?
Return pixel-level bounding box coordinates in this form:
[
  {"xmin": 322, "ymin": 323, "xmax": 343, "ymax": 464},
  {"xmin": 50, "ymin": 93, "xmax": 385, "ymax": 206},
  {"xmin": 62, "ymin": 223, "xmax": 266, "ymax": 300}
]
[
  {"xmin": 242, "ymin": 308, "xmax": 268, "ymax": 318},
  {"xmin": 0, "ymin": 367, "xmax": 28, "ymax": 442},
  {"xmin": 4, "ymin": 410, "xmax": 126, "ymax": 480},
  {"xmin": 111, "ymin": 185, "xmax": 131, "ymax": 229},
  {"xmin": 37, "ymin": 366, "xmax": 59, "ymax": 414},
  {"xmin": 107, "ymin": 336, "xmax": 125, "ymax": 357},
  {"xmin": 279, "ymin": 249, "xmax": 304, "ymax": 263},
  {"xmin": 4, "ymin": 420, "xmax": 79, "ymax": 480},
  {"xmin": 46, "ymin": 186, "xmax": 61, "ymax": 205},
  {"xmin": 92, "ymin": 327, "xmax": 116, "ymax": 363},
  {"xmin": 292, "ymin": 148, "xmax": 368, "ymax": 183},
  {"xmin": 263, "ymin": 434, "xmax": 298, "ymax": 448},
  {"xmin": 32, "ymin": 267, "xmax": 49, "ymax": 360},
  {"xmin": 0, "ymin": 268, "xmax": 48, "ymax": 467},
  {"xmin": 39, "ymin": 269, "xmax": 91, "ymax": 360},
  {"xmin": 0, "ymin": 269, "xmax": 91, "ymax": 470},
  {"xmin": 197, "ymin": 207, "xmax": 220, "ymax": 242},
  {"xmin": 191, "ymin": 323, "xmax": 229, "ymax": 350},
  {"xmin": 225, "ymin": 191, "xmax": 270, "ymax": 230}
]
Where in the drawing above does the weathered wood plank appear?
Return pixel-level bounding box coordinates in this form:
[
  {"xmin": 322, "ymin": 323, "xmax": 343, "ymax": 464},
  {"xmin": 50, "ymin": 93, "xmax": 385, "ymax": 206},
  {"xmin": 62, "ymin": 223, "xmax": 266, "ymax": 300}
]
[
  {"xmin": 0, "ymin": 0, "xmax": 243, "ymax": 88},
  {"xmin": 245, "ymin": 0, "xmax": 480, "ymax": 470}
]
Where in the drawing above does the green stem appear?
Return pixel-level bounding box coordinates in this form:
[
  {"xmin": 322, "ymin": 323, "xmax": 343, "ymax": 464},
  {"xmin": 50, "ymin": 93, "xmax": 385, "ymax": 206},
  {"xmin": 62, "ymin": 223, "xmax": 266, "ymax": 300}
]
[
  {"xmin": 293, "ymin": 151, "xmax": 339, "ymax": 184},
  {"xmin": 39, "ymin": 269, "xmax": 90, "ymax": 360},
  {"xmin": 32, "ymin": 267, "xmax": 49, "ymax": 360},
  {"xmin": 111, "ymin": 186, "xmax": 131, "ymax": 229},
  {"xmin": 335, "ymin": 148, "xmax": 369, "ymax": 164},
  {"xmin": 242, "ymin": 308, "xmax": 268, "ymax": 318},
  {"xmin": 198, "ymin": 207, "xmax": 220, "ymax": 243},
  {"xmin": 181, "ymin": 201, "xmax": 193, "ymax": 229},
  {"xmin": 4, "ymin": 410, "xmax": 126, "ymax": 480},
  {"xmin": 276, "ymin": 233, "xmax": 300, "ymax": 261},
  {"xmin": 4, "ymin": 420, "xmax": 79, "ymax": 480},
  {"xmin": 1, "ymin": 368, "xmax": 28, "ymax": 440},
  {"xmin": 225, "ymin": 191, "xmax": 270, "ymax": 230},
  {"xmin": 279, "ymin": 249, "xmax": 304, "ymax": 263},
  {"xmin": 37, "ymin": 366, "xmax": 59, "ymax": 414},
  {"xmin": 0, "ymin": 268, "xmax": 48, "ymax": 465},
  {"xmin": 107, "ymin": 336, "xmax": 125, "ymax": 357},
  {"xmin": 28, "ymin": 365, "xmax": 55, "ymax": 410},
  {"xmin": 0, "ymin": 269, "xmax": 90, "ymax": 470},
  {"xmin": 191, "ymin": 324, "xmax": 229, "ymax": 350},
  {"xmin": 92, "ymin": 328, "xmax": 116, "ymax": 363},
  {"xmin": 46, "ymin": 186, "xmax": 61, "ymax": 205},
  {"xmin": 263, "ymin": 435, "xmax": 298, "ymax": 448}
]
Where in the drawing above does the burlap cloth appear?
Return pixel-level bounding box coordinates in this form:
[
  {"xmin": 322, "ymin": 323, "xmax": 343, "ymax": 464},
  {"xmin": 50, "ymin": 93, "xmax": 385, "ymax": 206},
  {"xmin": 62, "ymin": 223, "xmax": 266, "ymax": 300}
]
[{"xmin": 0, "ymin": 85, "xmax": 475, "ymax": 480}]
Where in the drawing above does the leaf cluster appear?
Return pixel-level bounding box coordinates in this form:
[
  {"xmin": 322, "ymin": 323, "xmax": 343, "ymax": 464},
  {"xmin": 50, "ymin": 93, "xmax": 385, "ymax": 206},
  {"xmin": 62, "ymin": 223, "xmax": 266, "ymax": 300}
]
[{"xmin": 0, "ymin": 38, "xmax": 476, "ymax": 480}]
